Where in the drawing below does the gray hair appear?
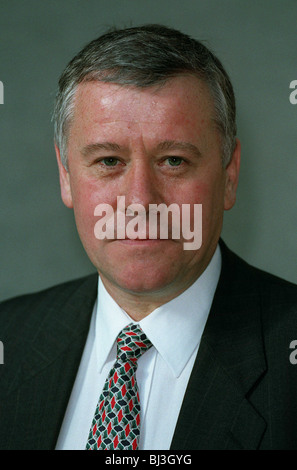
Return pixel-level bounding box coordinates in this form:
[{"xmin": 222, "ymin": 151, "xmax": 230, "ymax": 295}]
[{"xmin": 53, "ymin": 24, "xmax": 237, "ymax": 169}]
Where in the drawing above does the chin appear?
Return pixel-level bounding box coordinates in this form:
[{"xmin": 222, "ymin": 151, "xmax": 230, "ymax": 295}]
[
  {"xmin": 99, "ymin": 262, "xmax": 179, "ymax": 298},
  {"xmin": 119, "ymin": 273, "xmax": 175, "ymax": 295}
]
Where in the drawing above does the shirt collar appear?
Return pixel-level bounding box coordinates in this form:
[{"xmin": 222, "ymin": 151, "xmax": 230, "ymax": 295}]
[{"xmin": 95, "ymin": 245, "xmax": 221, "ymax": 378}]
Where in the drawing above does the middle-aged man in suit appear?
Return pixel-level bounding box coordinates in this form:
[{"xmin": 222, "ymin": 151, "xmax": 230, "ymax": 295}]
[{"xmin": 0, "ymin": 24, "xmax": 297, "ymax": 451}]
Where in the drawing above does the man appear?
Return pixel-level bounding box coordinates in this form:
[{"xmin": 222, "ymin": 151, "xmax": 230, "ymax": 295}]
[{"xmin": 0, "ymin": 24, "xmax": 296, "ymax": 450}]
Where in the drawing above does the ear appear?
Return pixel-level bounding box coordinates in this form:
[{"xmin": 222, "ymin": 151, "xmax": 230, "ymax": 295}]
[
  {"xmin": 55, "ymin": 144, "xmax": 73, "ymax": 208},
  {"xmin": 224, "ymin": 138, "xmax": 241, "ymax": 211}
]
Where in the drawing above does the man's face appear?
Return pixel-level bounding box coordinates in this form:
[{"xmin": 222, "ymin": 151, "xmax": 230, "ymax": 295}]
[{"xmin": 56, "ymin": 75, "xmax": 240, "ymax": 303}]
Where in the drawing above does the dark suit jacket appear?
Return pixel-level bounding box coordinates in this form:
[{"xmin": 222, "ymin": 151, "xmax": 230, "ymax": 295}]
[{"xmin": 1, "ymin": 240, "xmax": 297, "ymax": 450}]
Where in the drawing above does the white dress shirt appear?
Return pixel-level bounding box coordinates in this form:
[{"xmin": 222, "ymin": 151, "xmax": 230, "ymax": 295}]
[{"xmin": 56, "ymin": 245, "xmax": 221, "ymax": 450}]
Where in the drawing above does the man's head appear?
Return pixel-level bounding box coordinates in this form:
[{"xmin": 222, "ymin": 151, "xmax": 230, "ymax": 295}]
[
  {"xmin": 53, "ymin": 24, "xmax": 237, "ymax": 170},
  {"xmin": 54, "ymin": 25, "xmax": 240, "ymax": 317}
]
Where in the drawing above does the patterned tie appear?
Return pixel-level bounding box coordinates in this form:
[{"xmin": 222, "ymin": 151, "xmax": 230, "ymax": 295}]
[{"xmin": 86, "ymin": 323, "xmax": 152, "ymax": 450}]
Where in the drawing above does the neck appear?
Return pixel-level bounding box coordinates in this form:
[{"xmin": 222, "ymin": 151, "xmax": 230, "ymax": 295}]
[{"xmin": 99, "ymin": 275, "xmax": 200, "ymax": 321}]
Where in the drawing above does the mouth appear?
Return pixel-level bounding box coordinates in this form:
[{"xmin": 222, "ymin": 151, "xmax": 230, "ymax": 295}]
[{"xmin": 115, "ymin": 238, "xmax": 175, "ymax": 246}]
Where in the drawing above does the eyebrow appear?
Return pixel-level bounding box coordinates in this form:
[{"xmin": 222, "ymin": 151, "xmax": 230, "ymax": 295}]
[
  {"xmin": 81, "ymin": 142, "xmax": 121, "ymax": 157},
  {"xmin": 81, "ymin": 140, "xmax": 202, "ymax": 158},
  {"xmin": 156, "ymin": 140, "xmax": 202, "ymax": 158}
]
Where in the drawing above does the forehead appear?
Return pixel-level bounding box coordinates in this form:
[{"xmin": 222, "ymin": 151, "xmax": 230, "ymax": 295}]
[
  {"xmin": 66, "ymin": 76, "xmax": 220, "ymax": 154},
  {"xmin": 72, "ymin": 75, "xmax": 215, "ymax": 125}
]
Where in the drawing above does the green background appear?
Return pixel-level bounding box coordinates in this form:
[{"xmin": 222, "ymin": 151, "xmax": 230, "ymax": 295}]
[{"xmin": 0, "ymin": 0, "xmax": 296, "ymax": 300}]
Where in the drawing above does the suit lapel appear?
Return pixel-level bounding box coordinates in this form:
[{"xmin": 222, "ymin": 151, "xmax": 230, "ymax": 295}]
[
  {"xmin": 2, "ymin": 274, "xmax": 98, "ymax": 450},
  {"xmin": 171, "ymin": 242, "xmax": 267, "ymax": 450}
]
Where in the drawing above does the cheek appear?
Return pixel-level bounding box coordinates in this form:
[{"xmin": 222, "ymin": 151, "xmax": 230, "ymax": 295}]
[
  {"xmin": 184, "ymin": 178, "xmax": 225, "ymax": 225},
  {"xmin": 70, "ymin": 178, "xmax": 109, "ymax": 243},
  {"xmin": 71, "ymin": 172, "xmax": 118, "ymax": 211},
  {"xmin": 178, "ymin": 181, "xmax": 211, "ymax": 205}
]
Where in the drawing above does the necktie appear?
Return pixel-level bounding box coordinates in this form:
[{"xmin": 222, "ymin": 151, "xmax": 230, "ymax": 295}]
[{"xmin": 86, "ymin": 323, "xmax": 152, "ymax": 450}]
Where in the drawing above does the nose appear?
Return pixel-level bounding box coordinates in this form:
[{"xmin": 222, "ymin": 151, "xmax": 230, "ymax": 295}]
[{"xmin": 123, "ymin": 155, "xmax": 162, "ymax": 211}]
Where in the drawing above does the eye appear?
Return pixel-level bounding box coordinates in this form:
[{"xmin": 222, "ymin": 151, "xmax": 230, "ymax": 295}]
[
  {"xmin": 166, "ymin": 157, "xmax": 183, "ymax": 167},
  {"xmin": 100, "ymin": 157, "xmax": 119, "ymax": 167}
]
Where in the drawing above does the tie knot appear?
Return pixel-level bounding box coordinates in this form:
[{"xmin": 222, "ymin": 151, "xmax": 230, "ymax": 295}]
[{"xmin": 116, "ymin": 323, "xmax": 152, "ymax": 364}]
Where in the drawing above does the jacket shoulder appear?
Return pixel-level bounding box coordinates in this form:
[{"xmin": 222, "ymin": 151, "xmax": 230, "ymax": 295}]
[
  {"xmin": 220, "ymin": 240, "xmax": 297, "ymax": 297},
  {"xmin": 0, "ymin": 274, "xmax": 98, "ymax": 339},
  {"xmin": 221, "ymin": 242, "xmax": 297, "ymax": 344}
]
